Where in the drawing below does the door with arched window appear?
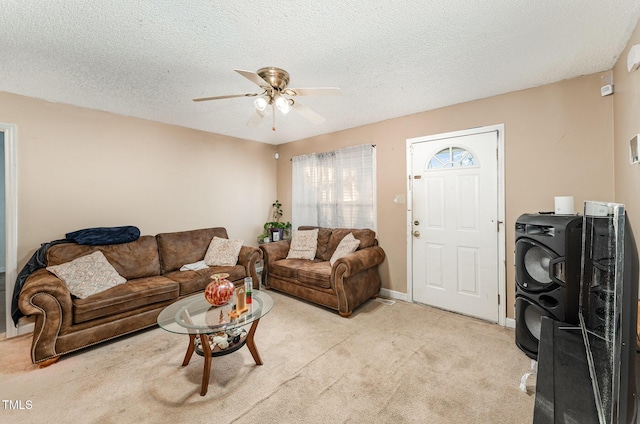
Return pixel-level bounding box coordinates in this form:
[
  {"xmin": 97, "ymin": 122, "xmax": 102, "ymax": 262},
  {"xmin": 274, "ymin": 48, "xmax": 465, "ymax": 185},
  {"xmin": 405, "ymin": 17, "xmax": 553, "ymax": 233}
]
[{"xmin": 409, "ymin": 129, "xmax": 500, "ymax": 322}]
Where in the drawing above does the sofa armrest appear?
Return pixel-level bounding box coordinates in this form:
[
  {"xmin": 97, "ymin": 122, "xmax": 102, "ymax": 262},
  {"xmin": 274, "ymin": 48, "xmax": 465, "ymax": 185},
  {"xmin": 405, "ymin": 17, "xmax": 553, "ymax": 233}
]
[
  {"xmin": 331, "ymin": 245, "xmax": 385, "ymax": 277},
  {"xmin": 259, "ymin": 240, "xmax": 291, "ymax": 264},
  {"xmin": 259, "ymin": 240, "xmax": 291, "ymax": 286},
  {"xmin": 18, "ymin": 268, "xmax": 74, "ymax": 363},
  {"xmin": 237, "ymin": 245, "xmax": 263, "ymax": 289},
  {"xmin": 332, "ymin": 246, "xmax": 385, "ymax": 317}
]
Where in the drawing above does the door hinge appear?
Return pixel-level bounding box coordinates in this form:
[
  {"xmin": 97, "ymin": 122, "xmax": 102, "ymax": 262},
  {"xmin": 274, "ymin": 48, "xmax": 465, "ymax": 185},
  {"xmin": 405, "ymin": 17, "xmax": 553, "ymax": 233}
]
[{"xmin": 498, "ymin": 294, "xmax": 501, "ymax": 305}]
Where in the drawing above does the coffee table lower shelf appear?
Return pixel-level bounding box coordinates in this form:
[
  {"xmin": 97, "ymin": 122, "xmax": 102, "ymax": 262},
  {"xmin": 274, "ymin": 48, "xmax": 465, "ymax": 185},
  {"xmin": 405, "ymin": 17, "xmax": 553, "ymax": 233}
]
[{"xmin": 181, "ymin": 319, "xmax": 263, "ymax": 396}]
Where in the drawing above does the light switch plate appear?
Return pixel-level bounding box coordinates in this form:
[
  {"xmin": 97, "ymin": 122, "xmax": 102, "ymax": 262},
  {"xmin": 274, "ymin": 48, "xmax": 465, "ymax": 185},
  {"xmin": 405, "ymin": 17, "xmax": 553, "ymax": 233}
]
[
  {"xmin": 630, "ymin": 134, "xmax": 639, "ymax": 164},
  {"xmin": 393, "ymin": 194, "xmax": 405, "ymax": 204}
]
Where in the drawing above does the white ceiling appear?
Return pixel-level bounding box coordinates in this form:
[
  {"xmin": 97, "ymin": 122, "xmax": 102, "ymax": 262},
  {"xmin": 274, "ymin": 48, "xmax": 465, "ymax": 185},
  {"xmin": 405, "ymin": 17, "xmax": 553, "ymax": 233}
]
[{"xmin": 1, "ymin": 1, "xmax": 639, "ymax": 145}]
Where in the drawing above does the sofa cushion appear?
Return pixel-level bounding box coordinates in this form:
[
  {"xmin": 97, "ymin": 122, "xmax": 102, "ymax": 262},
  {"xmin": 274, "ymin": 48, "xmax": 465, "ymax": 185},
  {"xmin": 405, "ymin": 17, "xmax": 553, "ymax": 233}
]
[
  {"xmin": 270, "ymin": 258, "xmax": 331, "ymax": 289},
  {"xmin": 164, "ymin": 265, "xmax": 247, "ymax": 296},
  {"xmin": 271, "ymin": 259, "xmax": 302, "ymax": 280},
  {"xmin": 73, "ymin": 275, "xmax": 179, "ymax": 323},
  {"xmin": 328, "ymin": 228, "xmax": 376, "ymax": 258},
  {"xmin": 156, "ymin": 228, "xmax": 229, "ymax": 274},
  {"xmin": 286, "ymin": 229, "xmax": 319, "ymax": 260},
  {"xmin": 204, "ymin": 236, "xmax": 243, "ymax": 266},
  {"xmin": 46, "ymin": 251, "xmax": 126, "ymax": 299},
  {"xmin": 299, "ymin": 226, "xmax": 332, "ymax": 261},
  {"xmin": 297, "ymin": 261, "xmax": 332, "ymax": 289},
  {"xmin": 330, "ymin": 233, "xmax": 361, "ymax": 266},
  {"xmin": 46, "ymin": 236, "xmax": 161, "ymax": 280}
]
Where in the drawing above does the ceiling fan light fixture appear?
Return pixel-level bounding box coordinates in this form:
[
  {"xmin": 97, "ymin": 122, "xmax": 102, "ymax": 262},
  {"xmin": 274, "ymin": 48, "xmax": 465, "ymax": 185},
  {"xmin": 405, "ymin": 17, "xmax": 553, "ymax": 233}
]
[
  {"xmin": 194, "ymin": 67, "xmax": 339, "ymax": 129},
  {"xmin": 254, "ymin": 97, "xmax": 268, "ymax": 112},
  {"xmin": 275, "ymin": 96, "xmax": 291, "ymax": 115}
]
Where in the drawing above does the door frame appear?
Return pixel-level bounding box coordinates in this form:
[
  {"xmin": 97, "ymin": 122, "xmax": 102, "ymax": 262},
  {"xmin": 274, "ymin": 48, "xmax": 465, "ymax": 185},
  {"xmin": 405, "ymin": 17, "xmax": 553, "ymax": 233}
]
[
  {"xmin": 405, "ymin": 124, "xmax": 506, "ymax": 326},
  {"xmin": 0, "ymin": 123, "xmax": 18, "ymax": 338}
]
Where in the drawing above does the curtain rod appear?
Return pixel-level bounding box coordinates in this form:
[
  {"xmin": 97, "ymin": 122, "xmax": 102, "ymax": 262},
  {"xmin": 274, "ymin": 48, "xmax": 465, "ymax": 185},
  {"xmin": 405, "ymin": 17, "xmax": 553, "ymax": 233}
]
[{"xmin": 287, "ymin": 144, "xmax": 376, "ymax": 160}]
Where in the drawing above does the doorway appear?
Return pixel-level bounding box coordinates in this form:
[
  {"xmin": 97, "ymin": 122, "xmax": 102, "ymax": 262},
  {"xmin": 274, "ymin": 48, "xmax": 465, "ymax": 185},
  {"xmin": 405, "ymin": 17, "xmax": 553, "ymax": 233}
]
[
  {"xmin": 0, "ymin": 132, "xmax": 4, "ymax": 336},
  {"xmin": 406, "ymin": 125, "xmax": 506, "ymax": 325},
  {"xmin": 0, "ymin": 123, "xmax": 17, "ymax": 338}
]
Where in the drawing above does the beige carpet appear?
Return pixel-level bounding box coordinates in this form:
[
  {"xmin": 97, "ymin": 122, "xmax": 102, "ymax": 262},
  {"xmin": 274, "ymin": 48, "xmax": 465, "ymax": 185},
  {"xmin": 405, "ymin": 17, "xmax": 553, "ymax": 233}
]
[{"xmin": 0, "ymin": 291, "xmax": 534, "ymax": 423}]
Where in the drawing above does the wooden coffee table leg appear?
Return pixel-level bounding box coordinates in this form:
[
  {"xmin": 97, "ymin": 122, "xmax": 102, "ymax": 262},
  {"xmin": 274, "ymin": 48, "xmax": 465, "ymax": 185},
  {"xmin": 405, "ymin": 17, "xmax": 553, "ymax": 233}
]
[
  {"xmin": 182, "ymin": 334, "xmax": 197, "ymax": 366},
  {"xmin": 246, "ymin": 319, "xmax": 263, "ymax": 365},
  {"xmin": 199, "ymin": 334, "xmax": 212, "ymax": 396}
]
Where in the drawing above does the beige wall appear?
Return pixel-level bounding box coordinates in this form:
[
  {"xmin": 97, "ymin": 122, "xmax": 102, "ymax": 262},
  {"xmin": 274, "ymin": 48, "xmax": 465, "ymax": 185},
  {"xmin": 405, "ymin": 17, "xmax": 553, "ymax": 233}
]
[
  {"xmin": 276, "ymin": 73, "xmax": 615, "ymax": 319},
  {"xmin": 3, "ymin": 40, "xmax": 629, "ymax": 322},
  {"xmin": 614, "ymin": 20, "xmax": 640, "ymax": 241},
  {"xmin": 0, "ymin": 92, "xmax": 278, "ymax": 269}
]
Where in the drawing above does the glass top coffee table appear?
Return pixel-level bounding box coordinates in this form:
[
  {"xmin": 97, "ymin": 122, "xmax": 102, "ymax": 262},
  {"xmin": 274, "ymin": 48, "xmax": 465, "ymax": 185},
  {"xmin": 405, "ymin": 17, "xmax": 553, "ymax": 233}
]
[{"xmin": 157, "ymin": 290, "xmax": 273, "ymax": 396}]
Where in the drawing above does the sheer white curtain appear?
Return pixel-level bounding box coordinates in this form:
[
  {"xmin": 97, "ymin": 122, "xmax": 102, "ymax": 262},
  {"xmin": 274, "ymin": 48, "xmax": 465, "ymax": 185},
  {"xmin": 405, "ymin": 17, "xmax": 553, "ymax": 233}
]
[{"xmin": 292, "ymin": 144, "xmax": 376, "ymax": 230}]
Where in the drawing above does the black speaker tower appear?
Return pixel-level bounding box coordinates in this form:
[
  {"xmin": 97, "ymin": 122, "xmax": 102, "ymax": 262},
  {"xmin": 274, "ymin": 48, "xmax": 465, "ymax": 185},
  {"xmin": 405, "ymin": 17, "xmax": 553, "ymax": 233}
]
[{"xmin": 514, "ymin": 213, "xmax": 583, "ymax": 360}]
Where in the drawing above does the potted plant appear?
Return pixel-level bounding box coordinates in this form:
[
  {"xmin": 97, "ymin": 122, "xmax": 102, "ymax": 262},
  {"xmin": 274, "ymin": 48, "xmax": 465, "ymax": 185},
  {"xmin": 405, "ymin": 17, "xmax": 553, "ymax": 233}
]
[
  {"xmin": 264, "ymin": 221, "xmax": 291, "ymax": 242},
  {"xmin": 259, "ymin": 200, "xmax": 292, "ymax": 242}
]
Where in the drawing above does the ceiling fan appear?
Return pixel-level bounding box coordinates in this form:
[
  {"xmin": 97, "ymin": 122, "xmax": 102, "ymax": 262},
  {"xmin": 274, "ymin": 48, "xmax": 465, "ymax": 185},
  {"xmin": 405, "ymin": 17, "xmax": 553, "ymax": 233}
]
[{"xmin": 193, "ymin": 67, "xmax": 342, "ymax": 131}]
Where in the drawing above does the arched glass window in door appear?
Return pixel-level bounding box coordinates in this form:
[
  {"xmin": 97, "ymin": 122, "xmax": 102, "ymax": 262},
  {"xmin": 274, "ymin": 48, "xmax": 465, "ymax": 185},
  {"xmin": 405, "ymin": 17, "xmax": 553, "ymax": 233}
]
[{"xmin": 426, "ymin": 146, "xmax": 477, "ymax": 170}]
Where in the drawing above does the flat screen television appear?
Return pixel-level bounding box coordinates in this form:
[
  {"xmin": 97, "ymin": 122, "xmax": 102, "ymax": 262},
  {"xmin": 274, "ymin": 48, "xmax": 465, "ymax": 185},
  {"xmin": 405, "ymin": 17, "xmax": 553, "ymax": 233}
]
[{"xmin": 580, "ymin": 201, "xmax": 638, "ymax": 423}]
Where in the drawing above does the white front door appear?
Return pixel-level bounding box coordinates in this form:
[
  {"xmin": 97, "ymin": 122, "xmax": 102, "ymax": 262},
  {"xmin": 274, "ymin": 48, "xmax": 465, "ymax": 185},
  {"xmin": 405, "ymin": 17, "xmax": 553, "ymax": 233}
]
[{"xmin": 410, "ymin": 130, "xmax": 499, "ymax": 322}]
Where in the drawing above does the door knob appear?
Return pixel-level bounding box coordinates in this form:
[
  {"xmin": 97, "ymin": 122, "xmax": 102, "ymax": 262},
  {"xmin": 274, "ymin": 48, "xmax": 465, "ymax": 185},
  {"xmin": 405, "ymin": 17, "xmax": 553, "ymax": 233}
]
[{"xmin": 413, "ymin": 231, "xmax": 420, "ymax": 237}]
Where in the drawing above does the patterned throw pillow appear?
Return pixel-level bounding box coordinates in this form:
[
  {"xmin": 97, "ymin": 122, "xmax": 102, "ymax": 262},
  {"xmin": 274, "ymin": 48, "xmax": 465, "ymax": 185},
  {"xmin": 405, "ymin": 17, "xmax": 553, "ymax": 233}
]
[
  {"xmin": 330, "ymin": 233, "xmax": 361, "ymax": 266},
  {"xmin": 46, "ymin": 251, "xmax": 126, "ymax": 299},
  {"xmin": 204, "ymin": 236, "xmax": 243, "ymax": 266},
  {"xmin": 286, "ymin": 229, "xmax": 319, "ymax": 260}
]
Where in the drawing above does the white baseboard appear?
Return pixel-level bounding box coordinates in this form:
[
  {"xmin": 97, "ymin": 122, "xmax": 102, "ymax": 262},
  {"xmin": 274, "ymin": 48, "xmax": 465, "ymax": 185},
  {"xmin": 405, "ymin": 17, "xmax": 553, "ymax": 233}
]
[
  {"xmin": 505, "ymin": 317, "xmax": 516, "ymax": 329},
  {"xmin": 379, "ymin": 288, "xmax": 408, "ymax": 302}
]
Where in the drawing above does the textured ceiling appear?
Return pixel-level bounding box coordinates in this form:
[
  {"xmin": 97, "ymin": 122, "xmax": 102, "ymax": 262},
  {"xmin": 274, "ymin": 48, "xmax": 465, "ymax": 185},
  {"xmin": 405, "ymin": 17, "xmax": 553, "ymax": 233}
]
[{"xmin": 1, "ymin": 1, "xmax": 639, "ymax": 145}]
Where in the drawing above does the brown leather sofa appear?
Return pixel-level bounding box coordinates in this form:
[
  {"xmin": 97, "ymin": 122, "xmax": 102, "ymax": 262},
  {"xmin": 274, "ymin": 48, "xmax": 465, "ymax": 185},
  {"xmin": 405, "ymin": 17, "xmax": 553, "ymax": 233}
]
[
  {"xmin": 18, "ymin": 227, "xmax": 262, "ymax": 365},
  {"xmin": 260, "ymin": 226, "xmax": 385, "ymax": 317}
]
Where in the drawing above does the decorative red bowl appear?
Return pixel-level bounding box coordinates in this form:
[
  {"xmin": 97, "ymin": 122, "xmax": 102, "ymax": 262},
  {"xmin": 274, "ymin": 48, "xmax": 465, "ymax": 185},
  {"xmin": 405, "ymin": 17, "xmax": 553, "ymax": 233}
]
[{"xmin": 204, "ymin": 273, "xmax": 234, "ymax": 306}]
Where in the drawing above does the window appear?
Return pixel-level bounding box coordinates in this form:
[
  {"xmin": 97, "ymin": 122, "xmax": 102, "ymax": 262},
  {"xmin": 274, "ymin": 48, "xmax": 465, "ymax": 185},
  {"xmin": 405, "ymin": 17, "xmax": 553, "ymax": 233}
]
[
  {"xmin": 427, "ymin": 146, "xmax": 476, "ymax": 170},
  {"xmin": 292, "ymin": 144, "xmax": 376, "ymax": 229}
]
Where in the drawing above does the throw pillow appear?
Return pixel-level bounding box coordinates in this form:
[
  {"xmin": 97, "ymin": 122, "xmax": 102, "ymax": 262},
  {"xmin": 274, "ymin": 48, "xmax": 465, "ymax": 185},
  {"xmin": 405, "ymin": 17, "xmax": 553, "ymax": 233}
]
[
  {"xmin": 46, "ymin": 251, "xmax": 126, "ymax": 299},
  {"xmin": 286, "ymin": 229, "xmax": 319, "ymax": 260},
  {"xmin": 204, "ymin": 236, "xmax": 243, "ymax": 266},
  {"xmin": 330, "ymin": 233, "xmax": 361, "ymax": 266}
]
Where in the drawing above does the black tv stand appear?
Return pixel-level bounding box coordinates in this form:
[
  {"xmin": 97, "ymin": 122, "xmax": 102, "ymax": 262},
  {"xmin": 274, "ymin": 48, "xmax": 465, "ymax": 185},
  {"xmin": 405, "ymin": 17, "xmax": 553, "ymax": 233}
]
[{"xmin": 533, "ymin": 317, "xmax": 599, "ymax": 423}]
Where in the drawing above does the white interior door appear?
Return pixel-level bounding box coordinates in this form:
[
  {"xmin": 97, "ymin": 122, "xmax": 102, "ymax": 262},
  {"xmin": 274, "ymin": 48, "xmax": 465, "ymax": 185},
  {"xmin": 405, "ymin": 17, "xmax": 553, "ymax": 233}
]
[{"xmin": 410, "ymin": 130, "xmax": 499, "ymax": 322}]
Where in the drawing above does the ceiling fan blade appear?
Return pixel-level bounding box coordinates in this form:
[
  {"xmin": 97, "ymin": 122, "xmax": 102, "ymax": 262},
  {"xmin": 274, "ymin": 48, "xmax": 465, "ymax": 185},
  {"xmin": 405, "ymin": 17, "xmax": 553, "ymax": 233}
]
[
  {"xmin": 193, "ymin": 93, "xmax": 259, "ymax": 102},
  {"xmin": 285, "ymin": 87, "xmax": 342, "ymax": 96},
  {"xmin": 235, "ymin": 69, "xmax": 271, "ymax": 88},
  {"xmin": 292, "ymin": 101, "xmax": 326, "ymax": 125},
  {"xmin": 247, "ymin": 109, "xmax": 265, "ymax": 127}
]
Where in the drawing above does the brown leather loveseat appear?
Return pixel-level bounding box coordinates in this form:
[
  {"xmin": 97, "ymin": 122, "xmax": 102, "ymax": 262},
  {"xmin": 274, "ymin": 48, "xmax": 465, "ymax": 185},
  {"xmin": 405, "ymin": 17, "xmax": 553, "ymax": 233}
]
[
  {"xmin": 259, "ymin": 226, "xmax": 385, "ymax": 317},
  {"xmin": 18, "ymin": 227, "xmax": 261, "ymax": 365}
]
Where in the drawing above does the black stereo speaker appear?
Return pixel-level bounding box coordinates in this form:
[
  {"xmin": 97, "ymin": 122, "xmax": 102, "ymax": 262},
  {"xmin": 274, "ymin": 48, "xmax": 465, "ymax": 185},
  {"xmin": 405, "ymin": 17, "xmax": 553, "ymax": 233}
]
[{"xmin": 514, "ymin": 213, "xmax": 583, "ymax": 360}]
